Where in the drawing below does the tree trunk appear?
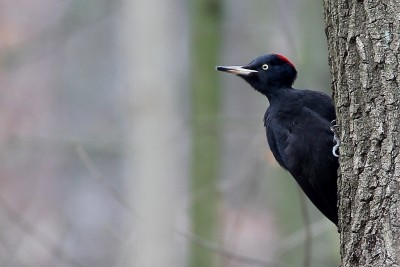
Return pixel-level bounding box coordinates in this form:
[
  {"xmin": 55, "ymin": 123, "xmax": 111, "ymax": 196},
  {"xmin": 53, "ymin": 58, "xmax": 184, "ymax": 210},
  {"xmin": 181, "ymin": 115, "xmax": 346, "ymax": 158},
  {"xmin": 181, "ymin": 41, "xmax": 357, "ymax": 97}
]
[
  {"xmin": 323, "ymin": 1, "xmax": 400, "ymax": 266},
  {"xmin": 190, "ymin": 0, "xmax": 222, "ymax": 266},
  {"xmin": 119, "ymin": 0, "xmax": 189, "ymax": 266}
]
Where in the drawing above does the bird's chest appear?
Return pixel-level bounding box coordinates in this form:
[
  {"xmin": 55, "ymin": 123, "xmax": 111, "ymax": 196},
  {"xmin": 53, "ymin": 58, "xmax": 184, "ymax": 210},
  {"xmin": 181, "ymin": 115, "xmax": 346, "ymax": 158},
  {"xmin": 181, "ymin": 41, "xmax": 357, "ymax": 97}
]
[{"xmin": 265, "ymin": 110, "xmax": 301, "ymax": 134}]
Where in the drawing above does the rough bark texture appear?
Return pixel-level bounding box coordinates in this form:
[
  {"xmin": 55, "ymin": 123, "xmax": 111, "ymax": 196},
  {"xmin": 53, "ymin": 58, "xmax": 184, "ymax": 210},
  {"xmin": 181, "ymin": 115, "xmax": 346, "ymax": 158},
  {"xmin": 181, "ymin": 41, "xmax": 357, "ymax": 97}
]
[{"xmin": 323, "ymin": 1, "xmax": 400, "ymax": 266}]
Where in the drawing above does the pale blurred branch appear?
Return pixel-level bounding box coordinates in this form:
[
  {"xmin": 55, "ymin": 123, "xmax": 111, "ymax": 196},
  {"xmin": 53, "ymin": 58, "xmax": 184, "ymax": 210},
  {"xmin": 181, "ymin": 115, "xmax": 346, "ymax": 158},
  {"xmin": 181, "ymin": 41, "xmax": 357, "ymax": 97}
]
[
  {"xmin": 0, "ymin": 196, "xmax": 84, "ymax": 267},
  {"xmin": 75, "ymin": 144, "xmax": 136, "ymax": 217},
  {"xmin": 181, "ymin": 231, "xmax": 290, "ymax": 267},
  {"xmin": 277, "ymin": 219, "xmax": 334, "ymax": 254},
  {"xmin": 297, "ymin": 188, "xmax": 311, "ymax": 267},
  {"xmin": 185, "ymin": 132, "xmax": 265, "ymax": 212}
]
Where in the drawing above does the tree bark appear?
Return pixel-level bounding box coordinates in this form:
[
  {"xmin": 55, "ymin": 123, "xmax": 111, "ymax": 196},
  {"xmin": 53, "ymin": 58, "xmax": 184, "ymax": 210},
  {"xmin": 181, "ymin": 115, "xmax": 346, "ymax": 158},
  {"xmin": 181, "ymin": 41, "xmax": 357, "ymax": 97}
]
[{"xmin": 323, "ymin": 1, "xmax": 400, "ymax": 266}]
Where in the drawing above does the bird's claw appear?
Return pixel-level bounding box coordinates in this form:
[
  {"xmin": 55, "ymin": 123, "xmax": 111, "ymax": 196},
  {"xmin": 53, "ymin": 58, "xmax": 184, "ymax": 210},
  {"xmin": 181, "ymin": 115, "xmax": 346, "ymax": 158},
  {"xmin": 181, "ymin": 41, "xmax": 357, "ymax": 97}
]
[{"xmin": 330, "ymin": 120, "xmax": 340, "ymax": 158}]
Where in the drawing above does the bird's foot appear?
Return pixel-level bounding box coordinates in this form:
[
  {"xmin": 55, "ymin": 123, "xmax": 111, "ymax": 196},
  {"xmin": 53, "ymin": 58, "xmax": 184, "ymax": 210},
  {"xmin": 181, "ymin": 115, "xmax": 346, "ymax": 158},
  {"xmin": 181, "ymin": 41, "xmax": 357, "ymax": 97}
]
[{"xmin": 330, "ymin": 120, "xmax": 340, "ymax": 157}]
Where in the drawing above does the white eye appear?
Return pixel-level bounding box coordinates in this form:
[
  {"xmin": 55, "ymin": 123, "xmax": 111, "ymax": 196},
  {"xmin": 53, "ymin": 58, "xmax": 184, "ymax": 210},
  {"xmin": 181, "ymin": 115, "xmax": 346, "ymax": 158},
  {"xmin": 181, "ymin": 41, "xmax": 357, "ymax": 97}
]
[{"xmin": 262, "ymin": 64, "xmax": 269, "ymax": 70}]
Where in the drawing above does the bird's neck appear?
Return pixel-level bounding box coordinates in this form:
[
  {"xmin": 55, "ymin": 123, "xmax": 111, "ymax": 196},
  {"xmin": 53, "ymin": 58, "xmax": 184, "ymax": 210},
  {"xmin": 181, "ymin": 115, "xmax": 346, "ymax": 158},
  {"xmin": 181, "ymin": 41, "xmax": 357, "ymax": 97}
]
[{"xmin": 263, "ymin": 86, "xmax": 294, "ymax": 103}]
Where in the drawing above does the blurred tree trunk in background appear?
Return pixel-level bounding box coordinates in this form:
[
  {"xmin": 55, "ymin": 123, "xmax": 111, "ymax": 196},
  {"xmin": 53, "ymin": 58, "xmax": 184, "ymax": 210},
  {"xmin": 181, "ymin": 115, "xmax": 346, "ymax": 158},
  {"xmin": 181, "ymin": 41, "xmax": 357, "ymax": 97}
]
[
  {"xmin": 324, "ymin": 1, "xmax": 400, "ymax": 266},
  {"xmin": 119, "ymin": 0, "xmax": 189, "ymax": 266},
  {"xmin": 190, "ymin": 0, "xmax": 222, "ymax": 266}
]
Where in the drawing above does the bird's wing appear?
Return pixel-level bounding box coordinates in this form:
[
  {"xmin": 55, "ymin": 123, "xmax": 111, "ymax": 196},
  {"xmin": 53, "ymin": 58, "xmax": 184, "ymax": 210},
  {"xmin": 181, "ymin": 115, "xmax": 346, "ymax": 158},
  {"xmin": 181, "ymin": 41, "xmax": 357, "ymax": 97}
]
[
  {"xmin": 301, "ymin": 90, "xmax": 336, "ymax": 122},
  {"xmin": 278, "ymin": 107, "xmax": 338, "ymax": 224},
  {"xmin": 286, "ymin": 107, "xmax": 338, "ymax": 223}
]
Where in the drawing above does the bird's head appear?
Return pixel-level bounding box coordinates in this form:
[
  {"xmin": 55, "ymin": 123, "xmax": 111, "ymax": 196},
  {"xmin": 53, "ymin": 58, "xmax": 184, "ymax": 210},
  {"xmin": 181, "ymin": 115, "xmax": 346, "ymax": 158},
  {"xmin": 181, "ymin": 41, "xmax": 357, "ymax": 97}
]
[{"xmin": 216, "ymin": 54, "xmax": 297, "ymax": 97}]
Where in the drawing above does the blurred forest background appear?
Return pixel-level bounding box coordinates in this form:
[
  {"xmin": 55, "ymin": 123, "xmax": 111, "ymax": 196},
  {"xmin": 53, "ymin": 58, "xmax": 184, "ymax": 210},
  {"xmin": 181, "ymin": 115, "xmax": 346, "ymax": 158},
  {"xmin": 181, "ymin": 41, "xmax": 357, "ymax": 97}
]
[{"xmin": 0, "ymin": 0, "xmax": 339, "ymax": 267}]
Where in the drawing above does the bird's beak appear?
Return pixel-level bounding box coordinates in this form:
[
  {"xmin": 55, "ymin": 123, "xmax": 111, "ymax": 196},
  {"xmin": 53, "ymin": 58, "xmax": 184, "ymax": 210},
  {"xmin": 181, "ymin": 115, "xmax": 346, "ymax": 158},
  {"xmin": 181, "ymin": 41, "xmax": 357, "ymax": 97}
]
[{"xmin": 216, "ymin": 65, "xmax": 258, "ymax": 76}]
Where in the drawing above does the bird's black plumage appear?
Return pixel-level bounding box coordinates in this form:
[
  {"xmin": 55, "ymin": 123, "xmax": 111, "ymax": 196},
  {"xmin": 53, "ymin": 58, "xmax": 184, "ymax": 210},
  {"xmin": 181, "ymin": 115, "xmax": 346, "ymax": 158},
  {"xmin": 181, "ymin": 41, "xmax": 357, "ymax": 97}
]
[{"xmin": 217, "ymin": 54, "xmax": 338, "ymax": 225}]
